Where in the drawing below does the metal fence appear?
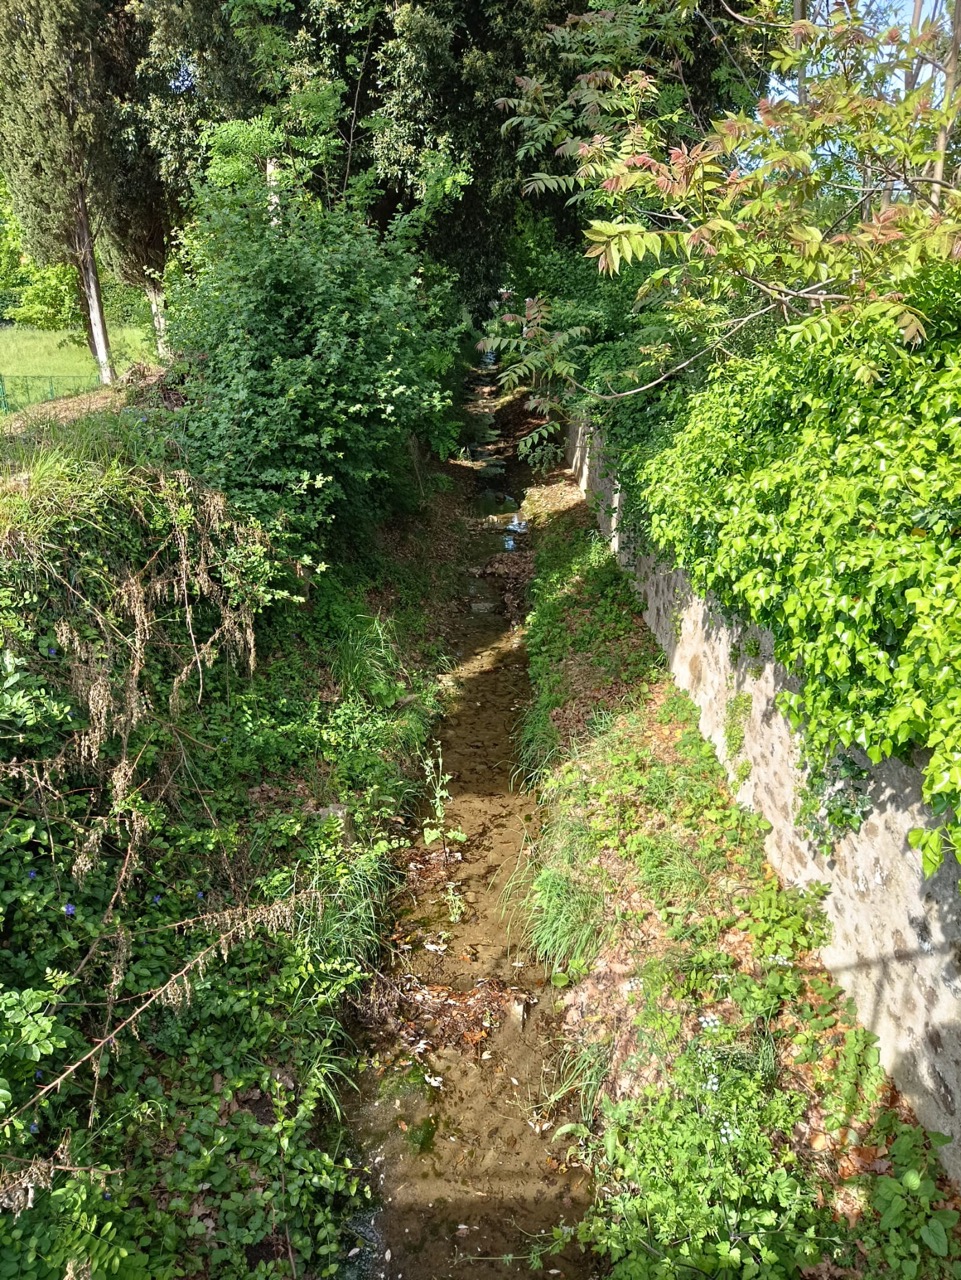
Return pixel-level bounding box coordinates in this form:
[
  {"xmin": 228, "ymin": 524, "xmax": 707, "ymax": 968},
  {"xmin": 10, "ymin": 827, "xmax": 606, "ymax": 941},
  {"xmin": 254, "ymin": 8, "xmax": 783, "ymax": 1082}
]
[{"xmin": 0, "ymin": 372, "xmax": 102, "ymax": 414}]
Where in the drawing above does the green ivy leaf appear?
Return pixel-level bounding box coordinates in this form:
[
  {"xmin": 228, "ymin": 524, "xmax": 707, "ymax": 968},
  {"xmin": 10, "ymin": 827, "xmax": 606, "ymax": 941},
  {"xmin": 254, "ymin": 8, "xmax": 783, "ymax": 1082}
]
[{"xmin": 920, "ymin": 1219, "xmax": 949, "ymax": 1257}]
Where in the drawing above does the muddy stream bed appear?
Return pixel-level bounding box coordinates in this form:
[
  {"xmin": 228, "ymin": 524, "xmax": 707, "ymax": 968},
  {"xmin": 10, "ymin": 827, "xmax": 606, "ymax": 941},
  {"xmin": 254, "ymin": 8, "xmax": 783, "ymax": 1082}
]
[{"xmin": 345, "ymin": 378, "xmax": 593, "ymax": 1279}]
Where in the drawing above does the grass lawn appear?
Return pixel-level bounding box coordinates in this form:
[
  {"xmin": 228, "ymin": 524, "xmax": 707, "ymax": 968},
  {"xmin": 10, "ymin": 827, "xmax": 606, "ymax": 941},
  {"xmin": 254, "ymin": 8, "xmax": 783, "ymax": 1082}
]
[{"xmin": 0, "ymin": 325, "xmax": 155, "ymax": 412}]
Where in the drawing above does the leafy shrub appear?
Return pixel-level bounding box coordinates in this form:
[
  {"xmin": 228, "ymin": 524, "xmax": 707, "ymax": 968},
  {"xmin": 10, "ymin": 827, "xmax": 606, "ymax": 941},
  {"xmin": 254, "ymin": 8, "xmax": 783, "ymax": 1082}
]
[
  {"xmin": 860, "ymin": 1124, "xmax": 961, "ymax": 1277},
  {"xmin": 574, "ymin": 1045, "xmax": 818, "ymax": 1278},
  {"xmin": 168, "ymin": 189, "xmax": 462, "ymax": 548},
  {"xmin": 629, "ymin": 292, "xmax": 961, "ymax": 870}
]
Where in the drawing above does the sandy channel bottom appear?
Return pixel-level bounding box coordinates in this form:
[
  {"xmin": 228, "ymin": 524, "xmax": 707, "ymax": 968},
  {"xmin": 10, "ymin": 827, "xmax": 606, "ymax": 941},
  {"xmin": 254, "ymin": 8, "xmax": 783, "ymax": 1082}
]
[{"xmin": 348, "ymin": 418, "xmax": 594, "ymax": 1279}]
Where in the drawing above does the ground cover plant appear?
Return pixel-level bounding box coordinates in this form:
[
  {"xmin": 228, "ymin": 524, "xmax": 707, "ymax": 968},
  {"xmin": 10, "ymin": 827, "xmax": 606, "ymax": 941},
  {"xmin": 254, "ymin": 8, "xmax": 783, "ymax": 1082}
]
[
  {"xmin": 0, "ymin": 248, "xmax": 464, "ymax": 1273},
  {"xmin": 518, "ymin": 479, "xmax": 961, "ymax": 1278}
]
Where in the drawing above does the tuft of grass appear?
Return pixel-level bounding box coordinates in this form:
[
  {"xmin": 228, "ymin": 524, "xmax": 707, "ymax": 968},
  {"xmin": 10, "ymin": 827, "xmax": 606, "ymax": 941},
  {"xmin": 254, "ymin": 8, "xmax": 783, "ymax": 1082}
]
[
  {"xmin": 540, "ymin": 1040, "xmax": 612, "ymax": 1124},
  {"xmin": 0, "ymin": 408, "xmax": 174, "ymax": 549},
  {"xmin": 538, "ymin": 813, "xmax": 595, "ymax": 868},
  {"xmin": 625, "ymin": 831, "xmax": 708, "ymax": 904},
  {"xmin": 526, "ymin": 865, "xmax": 607, "ymax": 973},
  {"xmin": 724, "ymin": 690, "xmax": 752, "ymax": 761},
  {"xmin": 331, "ymin": 613, "xmax": 406, "ymax": 703}
]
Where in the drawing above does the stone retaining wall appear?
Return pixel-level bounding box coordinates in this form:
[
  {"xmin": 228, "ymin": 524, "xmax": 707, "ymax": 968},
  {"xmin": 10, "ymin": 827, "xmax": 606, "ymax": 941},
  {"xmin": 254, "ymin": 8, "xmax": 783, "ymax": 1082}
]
[{"xmin": 566, "ymin": 419, "xmax": 961, "ymax": 1178}]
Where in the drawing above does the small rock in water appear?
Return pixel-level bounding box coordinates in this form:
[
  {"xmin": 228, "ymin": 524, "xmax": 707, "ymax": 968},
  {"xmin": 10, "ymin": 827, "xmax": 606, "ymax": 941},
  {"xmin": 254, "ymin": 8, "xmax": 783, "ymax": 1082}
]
[{"xmin": 510, "ymin": 995, "xmax": 530, "ymax": 1027}]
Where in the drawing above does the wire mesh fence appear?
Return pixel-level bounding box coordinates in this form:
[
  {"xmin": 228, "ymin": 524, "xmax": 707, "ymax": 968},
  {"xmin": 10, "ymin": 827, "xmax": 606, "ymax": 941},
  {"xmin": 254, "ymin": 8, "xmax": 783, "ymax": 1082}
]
[{"xmin": 0, "ymin": 372, "xmax": 102, "ymax": 414}]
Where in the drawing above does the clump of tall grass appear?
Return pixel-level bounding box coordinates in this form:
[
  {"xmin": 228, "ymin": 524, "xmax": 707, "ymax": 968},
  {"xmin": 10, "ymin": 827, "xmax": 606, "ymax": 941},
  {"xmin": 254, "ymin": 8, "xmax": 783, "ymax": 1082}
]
[
  {"xmin": 526, "ymin": 864, "xmax": 607, "ymax": 973},
  {"xmin": 331, "ymin": 613, "xmax": 407, "ymax": 702}
]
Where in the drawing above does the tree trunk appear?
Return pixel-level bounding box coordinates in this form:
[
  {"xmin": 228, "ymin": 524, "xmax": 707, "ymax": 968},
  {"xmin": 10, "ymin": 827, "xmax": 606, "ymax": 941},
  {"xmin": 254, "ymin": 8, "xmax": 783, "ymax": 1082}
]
[
  {"xmin": 74, "ymin": 185, "xmax": 113, "ymax": 384},
  {"xmin": 905, "ymin": 0, "xmax": 926, "ymax": 94},
  {"xmin": 145, "ymin": 280, "xmax": 169, "ymax": 359},
  {"xmin": 265, "ymin": 157, "xmax": 281, "ymax": 225},
  {"xmin": 76, "ymin": 273, "xmax": 98, "ymax": 364},
  {"xmin": 794, "ymin": 0, "xmax": 807, "ymax": 108},
  {"xmin": 933, "ymin": 0, "xmax": 961, "ymax": 208}
]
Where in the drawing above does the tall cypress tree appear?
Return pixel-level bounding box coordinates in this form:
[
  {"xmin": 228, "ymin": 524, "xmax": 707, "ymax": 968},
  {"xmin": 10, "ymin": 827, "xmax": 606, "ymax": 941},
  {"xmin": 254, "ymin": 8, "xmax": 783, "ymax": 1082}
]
[
  {"xmin": 0, "ymin": 0, "xmax": 115, "ymax": 383},
  {"xmin": 96, "ymin": 0, "xmax": 261, "ymax": 356}
]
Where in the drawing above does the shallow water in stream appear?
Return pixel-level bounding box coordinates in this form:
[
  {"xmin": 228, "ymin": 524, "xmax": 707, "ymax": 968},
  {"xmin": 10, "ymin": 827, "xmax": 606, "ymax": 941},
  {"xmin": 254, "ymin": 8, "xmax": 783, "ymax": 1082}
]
[{"xmin": 345, "ymin": 389, "xmax": 592, "ymax": 1279}]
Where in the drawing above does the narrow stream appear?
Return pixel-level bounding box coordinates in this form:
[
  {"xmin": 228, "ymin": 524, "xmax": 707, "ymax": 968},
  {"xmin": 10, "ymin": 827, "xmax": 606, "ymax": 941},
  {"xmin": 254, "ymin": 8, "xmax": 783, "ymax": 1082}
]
[{"xmin": 347, "ymin": 381, "xmax": 592, "ymax": 1278}]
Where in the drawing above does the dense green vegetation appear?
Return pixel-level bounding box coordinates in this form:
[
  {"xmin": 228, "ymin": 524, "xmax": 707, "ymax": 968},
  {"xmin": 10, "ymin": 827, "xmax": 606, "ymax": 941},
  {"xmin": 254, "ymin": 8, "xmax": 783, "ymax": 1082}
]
[
  {"xmin": 520, "ymin": 499, "xmax": 961, "ymax": 1278},
  {"xmin": 4, "ymin": 0, "xmax": 961, "ymax": 1275},
  {"xmin": 168, "ymin": 190, "xmax": 461, "ymax": 543},
  {"xmin": 640, "ymin": 301, "xmax": 961, "ymax": 870},
  {"xmin": 486, "ymin": 3, "xmax": 961, "ymax": 870},
  {"xmin": 0, "ymin": 22, "xmax": 469, "ymax": 1261},
  {"xmin": 0, "ymin": 396, "xmax": 454, "ymax": 1274}
]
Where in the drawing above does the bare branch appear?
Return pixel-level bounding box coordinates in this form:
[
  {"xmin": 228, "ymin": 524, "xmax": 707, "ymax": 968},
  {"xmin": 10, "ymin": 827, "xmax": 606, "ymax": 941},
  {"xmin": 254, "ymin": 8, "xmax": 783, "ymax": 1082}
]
[{"xmin": 569, "ymin": 303, "xmax": 779, "ymax": 402}]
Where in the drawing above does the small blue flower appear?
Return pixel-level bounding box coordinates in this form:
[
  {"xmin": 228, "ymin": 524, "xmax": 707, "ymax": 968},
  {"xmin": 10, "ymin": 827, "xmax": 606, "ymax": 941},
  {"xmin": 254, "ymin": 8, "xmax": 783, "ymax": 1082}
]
[
  {"xmin": 34, "ymin": 1070, "xmax": 43, "ymax": 1081},
  {"xmin": 152, "ymin": 894, "xmax": 161, "ymax": 904},
  {"xmin": 28, "ymin": 869, "xmax": 36, "ymax": 880},
  {"xmin": 29, "ymin": 1123, "xmax": 38, "ymax": 1134},
  {"xmin": 196, "ymin": 891, "xmax": 204, "ymax": 900},
  {"xmin": 47, "ymin": 646, "xmax": 57, "ymax": 657},
  {"xmin": 103, "ymin": 1191, "xmax": 112, "ymax": 1200},
  {"xmin": 64, "ymin": 903, "xmax": 76, "ymax": 917},
  {"xmin": 221, "ymin": 737, "xmax": 228, "ymax": 743}
]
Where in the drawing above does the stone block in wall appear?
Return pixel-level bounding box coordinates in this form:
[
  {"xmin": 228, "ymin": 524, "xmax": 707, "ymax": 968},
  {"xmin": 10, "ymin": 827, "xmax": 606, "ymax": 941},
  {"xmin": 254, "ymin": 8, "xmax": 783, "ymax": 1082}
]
[{"xmin": 565, "ymin": 418, "xmax": 961, "ymax": 1180}]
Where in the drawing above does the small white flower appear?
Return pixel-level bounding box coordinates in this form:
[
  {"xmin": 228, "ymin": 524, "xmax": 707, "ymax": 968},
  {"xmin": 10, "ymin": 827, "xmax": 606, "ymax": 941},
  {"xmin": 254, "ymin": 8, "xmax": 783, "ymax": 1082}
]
[
  {"xmin": 705, "ymin": 1075, "xmax": 720, "ymax": 1093},
  {"xmin": 718, "ymin": 1120, "xmax": 739, "ymax": 1144},
  {"xmin": 698, "ymin": 1012, "xmax": 721, "ymax": 1030}
]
